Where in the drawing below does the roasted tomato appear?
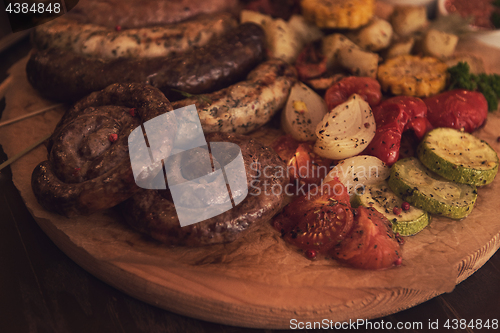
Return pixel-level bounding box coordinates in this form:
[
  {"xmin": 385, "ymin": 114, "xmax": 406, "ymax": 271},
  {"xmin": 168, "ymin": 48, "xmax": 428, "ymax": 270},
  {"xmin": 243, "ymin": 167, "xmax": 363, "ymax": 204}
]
[
  {"xmin": 331, "ymin": 206, "xmax": 403, "ymax": 270},
  {"xmin": 272, "ymin": 134, "xmax": 298, "ymax": 162},
  {"xmin": 364, "ymin": 96, "xmax": 432, "ymax": 165},
  {"xmin": 288, "ymin": 143, "xmax": 331, "ymax": 185},
  {"xmin": 272, "ymin": 135, "xmax": 332, "ymax": 185},
  {"xmin": 273, "ymin": 179, "xmax": 354, "ymax": 254},
  {"xmin": 424, "ymin": 89, "xmax": 488, "ymax": 133},
  {"xmin": 295, "ymin": 43, "xmax": 327, "ymax": 82},
  {"xmin": 324, "ymin": 76, "xmax": 382, "ymax": 110},
  {"xmin": 244, "ymin": 0, "xmax": 300, "ymax": 20}
]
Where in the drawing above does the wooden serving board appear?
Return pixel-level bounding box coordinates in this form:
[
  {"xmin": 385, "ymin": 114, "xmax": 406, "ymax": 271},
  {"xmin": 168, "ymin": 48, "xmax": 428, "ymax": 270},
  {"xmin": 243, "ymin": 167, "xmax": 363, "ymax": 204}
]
[{"xmin": 2, "ymin": 39, "xmax": 500, "ymax": 329}]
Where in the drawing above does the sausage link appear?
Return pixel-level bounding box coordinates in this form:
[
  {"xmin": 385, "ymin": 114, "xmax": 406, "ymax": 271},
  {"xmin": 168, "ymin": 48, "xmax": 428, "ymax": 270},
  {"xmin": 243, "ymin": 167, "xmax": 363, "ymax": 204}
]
[
  {"xmin": 65, "ymin": 0, "xmax": 238, "ymax": 29},
  {"xmin": 31, "ymin": 83, "xmax": 177, "ymax": 216},
  {"xmin": 172, "ymin": 58, "xmax": 298, "ymax": 134},
  {"xmin": 34, "ymin": 13, "xmax": 237, "ymax": 59},
  {"xmin": 120, "ymin": 132, "xmax": 289, "ymax": 246},
  {"xmin": 26, "ymin": 23, "xmax": 265, "ymax": 103},
  {"xmin": 150, "ymin": 23, "xmax": 266, "ymax": 99}
]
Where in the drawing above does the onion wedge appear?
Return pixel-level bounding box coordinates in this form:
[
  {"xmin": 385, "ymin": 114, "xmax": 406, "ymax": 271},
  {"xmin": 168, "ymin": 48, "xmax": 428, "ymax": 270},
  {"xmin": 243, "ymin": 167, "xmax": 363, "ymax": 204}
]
[
  {"xmin": 281, "ymin": 82, "xmax": 328, "ymax": 141},
  {"xmin": 323, "ymin": 155, "xmax": 390, "ymax": 197},
  {"xmin": 314, "ymin": 94, "xmax": 375, "ymax": 160}
]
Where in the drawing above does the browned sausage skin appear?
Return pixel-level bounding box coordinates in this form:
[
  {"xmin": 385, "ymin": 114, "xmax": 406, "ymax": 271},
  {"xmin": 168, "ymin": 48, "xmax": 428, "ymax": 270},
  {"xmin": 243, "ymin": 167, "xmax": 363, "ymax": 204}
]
[
  {"xmin": 26, "ymin": 23, "xmax": 266, "ymax": 103},
  {"xmin": 65, "ymin": 0, "xmax": 239, "ymax": 29},
  {"xmin": 31, "ymin": 83, "xmax": 177, "ymax": 217},
  {"xmin": 150, "ymin": 22, "xmax": 266, "ymax": 100},
  {"xmin": 119, "ymin": 133, "xmax": 289, "ymax": 246}
]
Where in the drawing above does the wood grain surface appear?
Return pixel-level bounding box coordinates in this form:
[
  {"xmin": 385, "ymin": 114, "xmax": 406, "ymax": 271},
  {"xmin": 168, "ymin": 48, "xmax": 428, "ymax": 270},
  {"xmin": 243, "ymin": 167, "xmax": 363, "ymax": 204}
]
[{"xmin": 1, "ymin": 38, "xmax": 500, "ymax": 330}]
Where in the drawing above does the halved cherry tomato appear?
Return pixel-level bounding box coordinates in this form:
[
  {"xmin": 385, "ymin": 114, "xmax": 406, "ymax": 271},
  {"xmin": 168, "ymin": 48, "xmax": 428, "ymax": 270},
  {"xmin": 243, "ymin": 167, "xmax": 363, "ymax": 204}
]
[
  {"xmin": 272, "ymin": 135, "xmax": 331, "ymax": 185},
  {"xmin": 273, "ymin": 179, "xmax": 354, "ymax": 254},
  {"xmin": 272, "ymin": 134, "xmax": 298, "ymax": 162},
  {"xmin": 288, "ymin": 143, "xmax": 331, "ymax": 185},
  {"xmin": 324, "ymin": 76, "xmax": 382, "ymax": 110},
  {"xmin": 331, "ymin": 206, "xmax": 402, "ymax": 270},
  {"xmin": 295, "ymin": 43, "xmax": 327, "ymax": 82},
  {"xmin": 244, "ymin": 0, "xmax": 300, "ymax": 20}
]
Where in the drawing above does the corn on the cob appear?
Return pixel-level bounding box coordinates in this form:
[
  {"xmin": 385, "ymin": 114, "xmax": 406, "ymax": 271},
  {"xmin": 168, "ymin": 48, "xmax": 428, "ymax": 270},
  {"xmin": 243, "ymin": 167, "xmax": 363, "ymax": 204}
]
[
  {"xmin": 377, "ymin": 55, "xmax": 447, "ymax": 97},
  {"xmin": 301, "ymin": 0, "xmax": 375, "ymax": 29}
]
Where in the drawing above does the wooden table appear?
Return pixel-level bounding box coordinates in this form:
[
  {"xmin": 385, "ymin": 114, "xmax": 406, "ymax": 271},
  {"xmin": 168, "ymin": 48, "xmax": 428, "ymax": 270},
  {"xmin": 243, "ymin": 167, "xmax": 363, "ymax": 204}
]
[{"xmin": 1, "ymin": 37, "xmax": 499, "ymax": 333}]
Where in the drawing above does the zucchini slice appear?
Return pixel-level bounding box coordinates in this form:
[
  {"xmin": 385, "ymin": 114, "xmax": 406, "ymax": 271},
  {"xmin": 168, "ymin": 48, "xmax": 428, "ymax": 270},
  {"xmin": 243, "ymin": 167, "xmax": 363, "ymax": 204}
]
[
  {"xmin": 353, "ymin": 181, "xmax": 429, "ymax": 236},
  {"xmin": 417, "ymin": 128, "xmax": 499, "ymax": 186},
  {"xmin": 388, "ymin": 157, "xmax": 477, "ymax": 219}
]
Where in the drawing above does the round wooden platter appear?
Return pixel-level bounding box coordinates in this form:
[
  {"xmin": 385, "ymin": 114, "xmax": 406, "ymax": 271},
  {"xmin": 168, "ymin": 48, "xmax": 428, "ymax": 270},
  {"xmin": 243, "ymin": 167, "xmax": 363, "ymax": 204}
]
[{"xmin": 2, "ymin": 42, "xmax": 500, "ymax": 329}]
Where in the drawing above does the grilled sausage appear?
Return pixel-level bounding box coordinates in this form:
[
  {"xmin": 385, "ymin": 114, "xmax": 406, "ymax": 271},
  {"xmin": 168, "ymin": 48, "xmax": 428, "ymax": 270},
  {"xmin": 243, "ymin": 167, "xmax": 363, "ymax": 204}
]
[
  {"xmin": 31, "ymin": 83, "xmax": 177, "ymax": 216},
  {"xmin": 171, "ymin": 58, "xmax": 298, "ymax": 134},
  {"xmin": 34, "ymin": 13, "xmax": 237, "ymax": 59},
  {"xmin": 149, "ymin": 22, "xmax": 266, "ymax": 99},
  {"xmin": 119, "ymin": 132, "xmax": 289, "ymax": 246},
  {"xmin": 26, "ymin": 23, "xmax": 266, "ymax": 103},
  {"xmin": 65, "ymin": 0, "xmax": 238, "ymax": 29}
]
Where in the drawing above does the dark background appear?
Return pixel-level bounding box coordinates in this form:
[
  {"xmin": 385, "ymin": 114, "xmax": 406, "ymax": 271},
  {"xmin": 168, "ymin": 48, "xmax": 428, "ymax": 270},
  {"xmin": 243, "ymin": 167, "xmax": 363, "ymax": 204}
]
[{"xmin": 0, "ymin": 24, "xmax": 499, "ymax": 333}]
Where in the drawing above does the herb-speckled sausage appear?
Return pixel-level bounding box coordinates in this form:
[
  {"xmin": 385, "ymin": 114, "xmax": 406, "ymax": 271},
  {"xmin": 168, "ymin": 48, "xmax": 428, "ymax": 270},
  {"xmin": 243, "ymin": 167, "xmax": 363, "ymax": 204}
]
[
  {"xmin": 171, "ymin": 58, "xmax": 298, "ymax": 134},
  {"xmin": 34, "ymin": 13, "xmax": 237, "ymax": 59}
]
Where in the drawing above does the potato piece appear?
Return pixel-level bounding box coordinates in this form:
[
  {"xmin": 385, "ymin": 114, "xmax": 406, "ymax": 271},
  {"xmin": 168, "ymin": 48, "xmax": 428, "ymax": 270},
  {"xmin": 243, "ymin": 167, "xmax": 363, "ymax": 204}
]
[
  {"xmin": 390, "ymin": 5, "xmax": 428, "ymax": 36},
  {"xmin": 338, "ymin": 45, "xmax": 379, "ymax": 78},
  {"xmin": 349, "ymin": 18, "xmax": 393, "ymax": 51},
  {"xmin": 322, "ymin": 33, "xmax": 358, "ymax": 69},
  {"xmin": 288, "ymin": 15, "xmax": 324, "ymax": 44},
  {"xmin": 240, "ymin": 10, "xmax": 273, "ymax": 27},
  {"xmin": 421, "ymin": 29, "xmax": 458, "ymax": 59},
  {"xmin": 385, "ymin": 36, "xmax": 415, "ymax": 59},
  {"xmin": 266, "ymin": 18, "xmax": 302, "ymax": 63}
]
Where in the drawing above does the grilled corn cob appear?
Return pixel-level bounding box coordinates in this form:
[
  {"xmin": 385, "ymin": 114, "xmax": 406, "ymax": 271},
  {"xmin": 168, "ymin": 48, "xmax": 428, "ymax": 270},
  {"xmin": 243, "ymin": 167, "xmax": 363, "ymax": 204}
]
[
  {"xmin": 377, "ymin": 55, "xmax": 447, "ymax": 97},
  {"xmin": 301, "ymin": 0, "xmax": 375, "ymax": 29}
]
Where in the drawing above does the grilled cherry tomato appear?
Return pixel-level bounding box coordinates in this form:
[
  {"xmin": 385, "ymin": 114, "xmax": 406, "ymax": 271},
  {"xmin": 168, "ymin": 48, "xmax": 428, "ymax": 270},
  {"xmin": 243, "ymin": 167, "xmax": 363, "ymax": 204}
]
[
  {"xmin": 272, "ymin": 135, "xmax": 331, "ymax": 185},
  {"xmin": 295, "ymin": 43, "xmax": 327, "ymax": 82},
  {"xmin": 331, "ymin": 206, "xmax": 403, "ymax": 270},
  {"xmin": 324, "ymin": 76, "xmax": 382, "ymax": 110},
  {"xmin": 364, "ymin": 96, "xmax": 432, "ymax": 165},
  {"xmin": 424, "ymin": 89, "xmax": 488, "ymax": 133},
  {"xmin": 244, "ymin": 0, "xmax": 300, "ymax": 20},
  {"xmin": 272, "ymin": 134, "xmax": 298, "ymax": 162},
  {"xmin": 273, "ymin": 179, "xmax": 354, "ymax": 254}
]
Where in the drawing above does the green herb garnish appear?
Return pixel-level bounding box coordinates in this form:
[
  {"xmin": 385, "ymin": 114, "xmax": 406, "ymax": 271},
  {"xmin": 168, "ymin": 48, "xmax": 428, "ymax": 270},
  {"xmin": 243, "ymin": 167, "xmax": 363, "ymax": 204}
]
[
  {"xmin": 171, "ymin": 89, "xmax": 212, "ymax": 104},
  {"xmin": 447, "ymin": 62, "xmax": 500, "ymax": 112}
]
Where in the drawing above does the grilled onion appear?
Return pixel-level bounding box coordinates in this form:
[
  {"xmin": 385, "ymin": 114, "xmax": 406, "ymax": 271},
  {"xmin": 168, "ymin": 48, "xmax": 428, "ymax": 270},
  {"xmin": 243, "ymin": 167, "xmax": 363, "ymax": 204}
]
[
  {"xmin": 323, "ymin": 155, "xmax": 390, "ymax": 197},
  {"xmin": 281, "ymin": 81, "xmax": 328, "ymax": 141},
  {"xmin": 313, "ymin": 94, "xmax": 375, "ymax": 160}
]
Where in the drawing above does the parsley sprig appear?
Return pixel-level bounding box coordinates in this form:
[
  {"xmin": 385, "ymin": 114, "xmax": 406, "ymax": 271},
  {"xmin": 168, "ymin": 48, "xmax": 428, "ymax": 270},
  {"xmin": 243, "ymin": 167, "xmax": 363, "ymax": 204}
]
[{"xmin": 448, "ymin": 62, "xmax": 500, "ymax": 112}]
